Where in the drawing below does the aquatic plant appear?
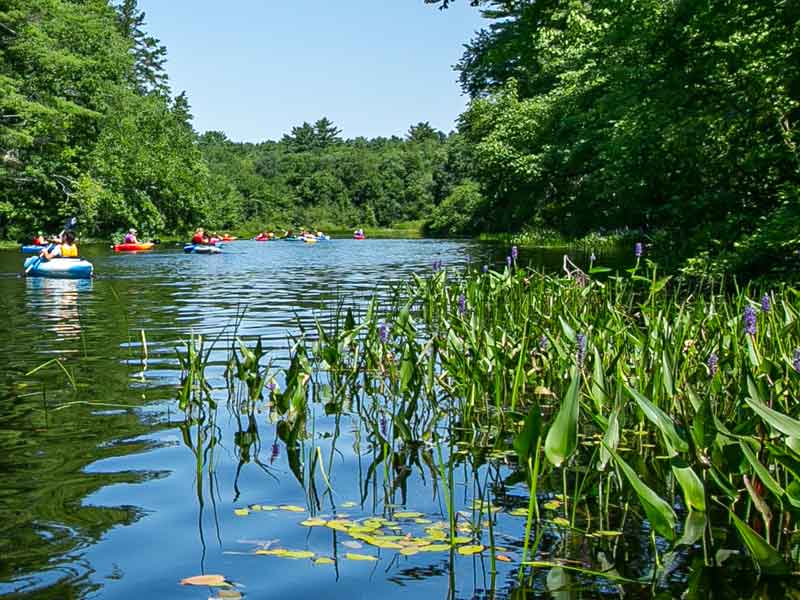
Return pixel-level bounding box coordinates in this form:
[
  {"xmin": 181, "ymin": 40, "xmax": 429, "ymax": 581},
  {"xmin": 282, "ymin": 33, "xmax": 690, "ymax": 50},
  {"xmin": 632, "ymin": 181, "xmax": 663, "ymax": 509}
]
[{"xmin": 223, "ymin": 254, "xmax": 800, "ymax": 588}]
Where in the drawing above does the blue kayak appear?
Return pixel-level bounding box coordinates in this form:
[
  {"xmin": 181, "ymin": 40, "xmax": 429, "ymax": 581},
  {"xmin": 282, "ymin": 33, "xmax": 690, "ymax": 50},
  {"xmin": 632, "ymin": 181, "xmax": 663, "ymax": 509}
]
[
  {"xmin": 24, "ymin": 256, "xmax": 93, "ymax": 279},
  {"xmin": 184, "ymin": 244, "xmax": 221, "ymax": 254},
  {"xmin": 21, "ymin": 245, "xmax": 47, "ymax": 254}
]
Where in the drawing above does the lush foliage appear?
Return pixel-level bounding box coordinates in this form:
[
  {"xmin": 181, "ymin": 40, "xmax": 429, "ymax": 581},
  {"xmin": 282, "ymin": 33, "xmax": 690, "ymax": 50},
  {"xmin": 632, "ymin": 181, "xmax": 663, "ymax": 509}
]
[
  {"xmin": 433, "ymin": 0, "xmax": 800, "ymax": 278},
  {"xmin": 197, "ymin": 123, "xmax": 468, "ymax": 231},
  {"xmin": 266, "ymin": 255, "xmax": 800, "ymax": 583},
  {"xmin": 0, "ymin": 0, "xmax": 211, "ymax": 239}
]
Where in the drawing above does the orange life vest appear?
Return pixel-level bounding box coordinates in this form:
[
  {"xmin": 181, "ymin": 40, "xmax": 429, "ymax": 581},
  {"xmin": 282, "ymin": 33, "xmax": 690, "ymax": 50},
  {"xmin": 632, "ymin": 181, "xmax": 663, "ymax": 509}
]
[{"xmin": 60, "ymin": 243, "xmax": 78, "ymax": 258}]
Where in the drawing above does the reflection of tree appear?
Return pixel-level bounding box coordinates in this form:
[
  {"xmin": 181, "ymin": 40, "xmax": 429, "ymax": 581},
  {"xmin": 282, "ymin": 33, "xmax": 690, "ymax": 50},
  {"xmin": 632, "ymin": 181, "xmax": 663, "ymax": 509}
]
[{"xmin": 0, "ymin": 398, "xmax": 170, "ymax": 596}]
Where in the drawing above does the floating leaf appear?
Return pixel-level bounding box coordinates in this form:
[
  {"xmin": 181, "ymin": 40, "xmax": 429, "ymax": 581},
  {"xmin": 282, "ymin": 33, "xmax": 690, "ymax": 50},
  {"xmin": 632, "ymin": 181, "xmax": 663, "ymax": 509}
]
[
  {"xmin": 551, "ymin": 517, "xmax": 570, "ymax": 528},
  {"xmin": 279, "ymin": 505, "xmax": 305, "ymax": 513},
  {"xmin": 414, "ymin": 518, "xmax": 432, "ymax": 524},
  {"xmin": 543, "ymin": 500, "xmax": 562, "ymax": 511},
  {"xmin": 426, "ymin": 528, "xmax": 448, "ymax": 541},
  {"xmin": 300, "ymin": 518, "xmax": 327, "ymax": 527},
  {"xmin": 496, "ymin": 554, "xmax": 512, "ymax": 563},
  {"xmin": 451, "ymin": 536, "xmax": 472, "ymax": 544},
  {"xmin": 180, "ymin": 574, "xmax": 227, "ymax": 586},
  {"xmin": 345, "ymin": 553, "xmax": 378, "ymax": 561},
  {"xmin": 394, "ymin": 511, "xmax": 424, "ymax": 519},
  {"xmin": 256, "ymin": 548, "xmax": 288, "ymax": 556},
  {"xmin": 509, "ymin": 508, "xmax": 528, "ymax": 517},
  {"xmin": 400, "ymin": 547, "xmax": 420, "ymax": 556},
  {"xmin": 419, "ymin": 544, "xmax": 451, "ymax": 552},
  {"xmin": 282, "ymin": 550, "xmax": 315, "ymax": 559},
  {"xmin": 314, "ymin": 557, "xmax": 335, "ymax": 565},
  {"xmin": 457, "ymin": 544, "xmax": 484, "ymax": 555},
  {"xmin": 233, "ymin": 508, "xmax": 249, "ymax": 517},
  {"xmin": 326, "ymin": 520, "xmax": 354, "ymax": 531}
]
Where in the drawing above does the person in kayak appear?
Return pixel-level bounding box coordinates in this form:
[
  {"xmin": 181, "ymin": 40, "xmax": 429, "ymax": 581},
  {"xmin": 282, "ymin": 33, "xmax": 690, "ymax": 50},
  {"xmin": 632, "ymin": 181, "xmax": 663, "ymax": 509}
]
[
  {"xmin": 40, "ymin": 230, "xmax": 78, "ymax": 259},
  {"xmin": 33, "ymin": 231, "xmax": 46, "ymax": 245},
  {"xmin": 124, "ymin": 228, "xmax": 138, "ymax": 244},
  {"xmin": 192, "ymin": 228, "xmax": 209, "ymax": 245}
]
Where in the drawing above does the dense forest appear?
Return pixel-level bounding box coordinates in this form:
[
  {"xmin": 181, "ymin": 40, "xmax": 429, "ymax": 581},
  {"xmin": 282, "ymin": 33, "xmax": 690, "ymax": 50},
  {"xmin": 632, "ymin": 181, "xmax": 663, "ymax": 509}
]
[
  {"xmin": 429, "ymin": 0, "xmax": 800, "ymax": 277},
  {"xmin": 2, "ymin": 0, "xmax": 799, "ymax": 277}
]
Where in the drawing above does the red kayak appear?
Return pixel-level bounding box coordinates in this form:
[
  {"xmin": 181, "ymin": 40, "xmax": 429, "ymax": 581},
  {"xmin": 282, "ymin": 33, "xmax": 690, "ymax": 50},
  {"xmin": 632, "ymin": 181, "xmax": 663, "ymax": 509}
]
[
  {"xmin": 254, "ymin": 235, "xmax": 270, "ymax": 242},
  {"xmin": 114, "ymin": 242, "xmax": 155, "ymax": 253}
]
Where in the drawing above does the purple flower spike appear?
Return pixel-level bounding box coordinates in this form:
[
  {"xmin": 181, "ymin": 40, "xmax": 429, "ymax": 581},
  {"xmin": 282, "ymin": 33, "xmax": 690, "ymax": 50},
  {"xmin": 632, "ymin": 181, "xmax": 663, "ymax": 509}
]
[
  {"xmin": 539, "ymin": 335, "xmax": 549, "ymax": 351},
  {"xmin": 379, "ymin": 322, "xmax": 390, "ymax": 343},
  {"xmin": 482, "ymin": 264, "xmax": 489, "ymax": 273},
  {"xmin": 511, "ymin": 246, "xmax": 519, "ymax": 261},
  {"xmin": 743, "ymin": 305, "xmax": 757, "ymax": 336},
  {"xmin": 634, "ymin": 242, "xmax": 643, "ymax": 258},
  {"xmin": 458, "ymin": 293, "xmax": 467, "ymax": 315},
  {"xmin": 761, "ymin": 293, "xmax": 771, "ymax": 313},
  {"xmin": 576, "ymin": 333, "xmax": 587, "ymax": 366},
  {"xmin": 793, "ymin": 349, "xmax": 800, "ymax": 374},
  {"xmin": 267, "ymin": 381, "xmax": 276, "ymax": 391},
  {"xmin": 707, "ymin": 353, "xmax": 719, "ymax": 377}
]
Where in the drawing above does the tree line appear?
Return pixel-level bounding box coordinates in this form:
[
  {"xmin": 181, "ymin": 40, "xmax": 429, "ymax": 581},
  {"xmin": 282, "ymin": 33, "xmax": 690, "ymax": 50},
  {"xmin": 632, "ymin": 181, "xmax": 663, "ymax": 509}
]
[
  {"xmin": 429, "ymin": 0, "xmax": 800, "ymax": 278},
  {"xmin": 0, "ymin": 0, "xmax": 470, "ymax": 240},
  {"xmin": 3, "ymin": 0, "xmax": 798, "ymax": 278}
]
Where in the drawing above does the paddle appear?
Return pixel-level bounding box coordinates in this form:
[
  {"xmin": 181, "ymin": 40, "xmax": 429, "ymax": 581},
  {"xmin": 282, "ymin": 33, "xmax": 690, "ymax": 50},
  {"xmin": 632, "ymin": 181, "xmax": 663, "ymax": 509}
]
[{"xmin": 25, "ymin": 216, "xmax": 77, "ymax": 275}]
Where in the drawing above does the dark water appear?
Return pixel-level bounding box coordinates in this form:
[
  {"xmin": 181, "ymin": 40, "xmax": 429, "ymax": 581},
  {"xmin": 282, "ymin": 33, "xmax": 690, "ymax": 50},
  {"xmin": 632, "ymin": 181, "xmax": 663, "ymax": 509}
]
[{"xmin": 2, "ymin": 240, "xmax": 770, "ymax": 600}]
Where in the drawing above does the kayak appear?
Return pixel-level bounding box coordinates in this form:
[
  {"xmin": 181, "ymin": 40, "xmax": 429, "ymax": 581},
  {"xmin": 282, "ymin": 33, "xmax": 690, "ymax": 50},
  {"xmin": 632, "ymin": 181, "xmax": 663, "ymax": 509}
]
[
  {"xmin": 353, "ymin": 235, "xmax": 366, "ymax": 240},
  {"xmin": 114, "ymin": 242, "xmax": 155, "ymax": 253},
  {"xmin": 24, "ymin": 256, "xmax": 93, "ymax": 279},
  {"xmin": 184, "ymin": 244, "xmax": 221, "ymax": 254},
  {"xmin": 303, "ymin": 237, "xmax": 317, "ymax": 244},
  {"xmin": 254, "ymin": 236, "xmax": 271, "ymax": 242},
  {"xmin": 21, "ymin": 245, "xmax": 48, "ymax": 254},
  {"xmin": 222, "ymin": 235, "xmax": 238, "ymax": 242}
]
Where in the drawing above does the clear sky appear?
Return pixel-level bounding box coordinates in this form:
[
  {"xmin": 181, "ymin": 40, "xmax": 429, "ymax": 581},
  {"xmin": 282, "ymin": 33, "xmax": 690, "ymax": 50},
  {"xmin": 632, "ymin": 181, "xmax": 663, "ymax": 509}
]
[{"xmin": 137, "ymin": 1, "xmax": 486, "ymax": 142}]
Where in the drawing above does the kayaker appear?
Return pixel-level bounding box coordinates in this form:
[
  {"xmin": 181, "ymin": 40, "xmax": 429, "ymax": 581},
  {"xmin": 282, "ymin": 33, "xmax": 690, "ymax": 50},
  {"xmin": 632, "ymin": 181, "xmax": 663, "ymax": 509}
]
[
  {"xmin": 40, "ymin": 230, "xmax": 78, "ymax": 259},
  {"xmin": 124, "ymin": 228, "xmax": 138, "ymax": 244},
  {"xmin": 192, "ymin": 228, "xmax": 209, "ymax": 245},
  {"xmin": 33, "ymin": 231, "xmax": 46, "ymax": 245}
]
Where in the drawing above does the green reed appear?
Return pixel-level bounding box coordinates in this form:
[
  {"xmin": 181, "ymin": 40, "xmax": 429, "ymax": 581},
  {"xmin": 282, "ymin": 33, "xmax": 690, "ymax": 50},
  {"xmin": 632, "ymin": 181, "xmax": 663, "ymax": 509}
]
[{"xmin": 265, "ymin": 255, "xmax": 800, "ymax": 581}]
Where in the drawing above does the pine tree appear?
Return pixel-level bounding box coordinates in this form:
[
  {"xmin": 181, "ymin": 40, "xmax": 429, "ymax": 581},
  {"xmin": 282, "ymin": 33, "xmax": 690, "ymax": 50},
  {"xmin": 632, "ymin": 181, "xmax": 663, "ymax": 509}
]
[{"xmin": 115, "ymin": 0, "xmax": 169, "ymax": 95}]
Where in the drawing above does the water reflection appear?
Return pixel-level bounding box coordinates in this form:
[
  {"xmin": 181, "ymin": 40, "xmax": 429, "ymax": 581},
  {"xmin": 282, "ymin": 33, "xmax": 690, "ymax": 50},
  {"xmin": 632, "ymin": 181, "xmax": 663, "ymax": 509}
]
[{"xmin": 25, "ymin": 277, "xmax": 91, "ymax": 340}]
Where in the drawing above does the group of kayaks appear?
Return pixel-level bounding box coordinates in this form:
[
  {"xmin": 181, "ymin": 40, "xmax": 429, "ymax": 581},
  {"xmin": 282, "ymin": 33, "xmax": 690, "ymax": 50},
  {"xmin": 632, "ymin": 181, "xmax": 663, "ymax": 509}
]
[{"xmin": 19, "ymin": 231, "xmax": 366, "ymax": 279}]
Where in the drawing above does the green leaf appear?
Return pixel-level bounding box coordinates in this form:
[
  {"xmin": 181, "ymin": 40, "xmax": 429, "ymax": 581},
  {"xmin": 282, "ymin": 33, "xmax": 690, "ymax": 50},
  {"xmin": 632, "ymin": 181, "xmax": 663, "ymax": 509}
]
[
  {"xmin": 671, "ymin": 458, "xmax": 706, "ymax": 511},
  {"xmin": 729, "ymin": 512, "xmax": 789, "ymax": 575},
  {"xmin": 744, "ymin": 389, "xmax": 800, "ymax": 439},
  {"xmin": 544, "ymin": 369, "xmax": 581, "ymax": 467},
  {"xmin": 740, "ymin": 441, "xmax": 784, "ymax": 499},
  {"xmin": 626, "ymin": 386, "xmax": 688, "ymax": 454},
  {"xmin": 513, "ymin": 403, "xmax": 542, "ymax": 466},
  {"xmin": 607, "ymin": 447, "xmax": 677, "ymax": 541}
]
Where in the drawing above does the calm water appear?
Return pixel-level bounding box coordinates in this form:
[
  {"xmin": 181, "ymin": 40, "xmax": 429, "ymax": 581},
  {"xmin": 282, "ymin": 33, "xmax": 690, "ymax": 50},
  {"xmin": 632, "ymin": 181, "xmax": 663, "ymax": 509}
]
[
  {"xmin": 0, "ymin": 240, "xmax": 589, "ymax": 600},
  {"xmin": 0, "ymin": 240, "xmax": 769, "ymax": 600}
]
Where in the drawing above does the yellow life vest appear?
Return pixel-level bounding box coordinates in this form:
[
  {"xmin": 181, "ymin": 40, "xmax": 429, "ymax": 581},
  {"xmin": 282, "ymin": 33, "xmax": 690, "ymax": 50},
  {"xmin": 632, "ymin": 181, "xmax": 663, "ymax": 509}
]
[{"xmin": 60, "ymin": 243, "xmax": 78, "ymax": 258}]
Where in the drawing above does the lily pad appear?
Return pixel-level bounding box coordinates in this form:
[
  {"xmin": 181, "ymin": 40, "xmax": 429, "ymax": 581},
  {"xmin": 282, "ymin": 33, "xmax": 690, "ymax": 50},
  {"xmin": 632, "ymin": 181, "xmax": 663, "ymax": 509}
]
[
  {"xmin": 233, "ymin": 508, "xmax": 249, "ymax": 517},
  {"xmin": 419, "ymin": 544, "xmax": 451, "ymax": 552},
  {"xmin": 345, "ymin": 552, "xmax": 378, "ymax": 561},
  {"xmin": 457, "ymin": 544, "xmax": 484, "ymax": 555},
  {"xmin": 180, "ymin": 574, "xmax": 227, "ymax": 586},
  {"xmin": 315, "ymin": 557, "xmax": 335, "ymax": 565},
  {"xmin": 279, "ymin": 505, "xmax": 306, "ymax": 513},
  {"xmin": 300, "ymin": 518, "xmax": 327, "ymax": 527},
  {"xmin": 394, "ymin": 511, "xmax": 424, "ymax": 519}
]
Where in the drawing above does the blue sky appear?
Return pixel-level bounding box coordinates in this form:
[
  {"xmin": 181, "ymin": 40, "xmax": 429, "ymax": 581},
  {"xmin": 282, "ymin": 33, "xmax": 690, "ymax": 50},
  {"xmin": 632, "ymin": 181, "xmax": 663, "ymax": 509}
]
[{"xmin": 137, "ymin": 1, "xmax": 487, "ymax": 142}]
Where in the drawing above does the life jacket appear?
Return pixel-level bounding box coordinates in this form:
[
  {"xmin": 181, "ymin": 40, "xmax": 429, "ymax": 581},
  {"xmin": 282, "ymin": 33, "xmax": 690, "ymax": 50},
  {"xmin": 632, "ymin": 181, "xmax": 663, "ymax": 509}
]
[
  {"xmin": 33, "ymin": 236, "xmax": 45, "ymax": 245},
  {"xmin": 192, "ymin": 232, "xmax": 205, "ymax": 244},
  {"xmin": 124, "ymin": 234, "xmax": 136, "ymax": 243},
  {"xmin": 60, "ymin": 243, "xmax": 78, "ymax": 258}
]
